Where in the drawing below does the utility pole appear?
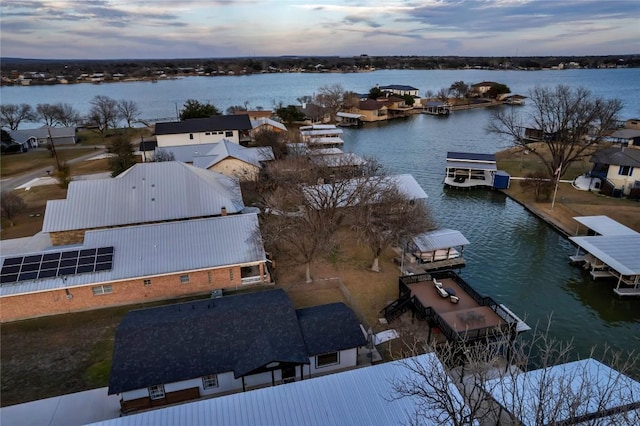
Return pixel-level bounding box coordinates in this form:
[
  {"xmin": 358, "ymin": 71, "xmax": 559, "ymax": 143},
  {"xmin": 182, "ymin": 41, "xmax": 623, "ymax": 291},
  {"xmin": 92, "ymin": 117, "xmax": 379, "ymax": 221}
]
[{"xmin": 47, "ymin": 126, "xmax": 61, "ymax": 170}]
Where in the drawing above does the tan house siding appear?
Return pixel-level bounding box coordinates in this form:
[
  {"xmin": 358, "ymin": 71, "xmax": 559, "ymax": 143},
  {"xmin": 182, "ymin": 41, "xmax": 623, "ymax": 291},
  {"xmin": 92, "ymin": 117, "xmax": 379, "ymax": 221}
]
[
  {"xmin": 209, "ymin": 158, "xmax": 260, "ymax": 181},
  {"xmin": 0, "ymin": 265, "xmax": 268, "ymax": 323}
]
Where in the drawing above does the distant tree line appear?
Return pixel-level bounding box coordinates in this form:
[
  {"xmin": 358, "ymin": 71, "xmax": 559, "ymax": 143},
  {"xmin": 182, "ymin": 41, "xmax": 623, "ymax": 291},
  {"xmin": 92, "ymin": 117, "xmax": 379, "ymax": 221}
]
[{"xmin": 2, "ymin": 54, "xmax": 638, "ymax": 81}]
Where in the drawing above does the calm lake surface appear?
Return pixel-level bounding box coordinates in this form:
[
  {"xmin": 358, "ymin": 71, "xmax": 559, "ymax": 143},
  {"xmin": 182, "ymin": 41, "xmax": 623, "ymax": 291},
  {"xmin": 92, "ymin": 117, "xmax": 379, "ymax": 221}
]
[{"xmin": 2, "ymin": 69, "xmax": 639, "ymax": 357}]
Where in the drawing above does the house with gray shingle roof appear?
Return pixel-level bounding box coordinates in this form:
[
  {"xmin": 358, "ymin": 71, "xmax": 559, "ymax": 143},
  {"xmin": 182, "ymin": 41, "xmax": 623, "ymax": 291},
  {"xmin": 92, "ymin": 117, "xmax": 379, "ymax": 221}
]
[
  {"xmin": 108, "ymin": 289, "xmax": 367, "ymax": 413},
  {"xmin": 590, "ymin": 147, "xmax": 640, "ymax": 198}
]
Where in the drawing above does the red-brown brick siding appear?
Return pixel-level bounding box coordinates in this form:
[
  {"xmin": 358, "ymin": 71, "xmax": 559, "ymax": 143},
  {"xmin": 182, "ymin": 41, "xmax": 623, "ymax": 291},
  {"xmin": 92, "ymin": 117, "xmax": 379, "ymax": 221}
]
[{"xmin": 0, "ymin": 264, "xmax": 267, "ymax": 323}]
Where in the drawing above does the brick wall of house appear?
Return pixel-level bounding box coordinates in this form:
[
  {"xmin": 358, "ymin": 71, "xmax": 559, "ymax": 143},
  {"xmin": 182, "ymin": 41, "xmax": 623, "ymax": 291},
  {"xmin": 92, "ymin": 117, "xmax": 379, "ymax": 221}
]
[{"xmin": 0, "ymin": 265, "xmax": 262, "ymax": 323}]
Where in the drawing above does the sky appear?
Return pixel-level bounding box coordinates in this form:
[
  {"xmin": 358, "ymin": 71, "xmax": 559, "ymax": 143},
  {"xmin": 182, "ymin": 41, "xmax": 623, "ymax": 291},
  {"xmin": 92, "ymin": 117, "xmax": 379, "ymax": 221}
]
[{"xmin": 1, "ymin": 0, "xmax": 639, "ymax": 60}]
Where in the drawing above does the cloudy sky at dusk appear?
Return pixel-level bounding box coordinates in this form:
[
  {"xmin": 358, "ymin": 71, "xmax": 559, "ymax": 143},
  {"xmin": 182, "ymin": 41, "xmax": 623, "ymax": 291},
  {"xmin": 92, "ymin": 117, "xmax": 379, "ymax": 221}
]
[{"xmin": 1, "ymin": 0, "xmax": 639, "ymax": 60}]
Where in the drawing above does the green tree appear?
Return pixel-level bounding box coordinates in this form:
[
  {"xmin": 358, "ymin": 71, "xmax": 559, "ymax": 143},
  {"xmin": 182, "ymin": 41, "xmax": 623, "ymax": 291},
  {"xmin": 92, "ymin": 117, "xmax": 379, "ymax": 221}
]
[
  {"xmin": 402, "ymin": 94, "xmax": 415, "ymax": 106},
  {"xmin": 276, "ymin": 105, "xmax": 306, "ymax": 124},
  {"xmin": 486, "ymin": 83, "xmax": 511, "ymax": 99},
  {"xmin": 108, "ymin": 136, "xmax": 137, "ymax": 177},
  {"xmin": 368, "ymin": 86, "xmax": 384, "ymax": 100},
  {"xmin": 179, "ymin": 99, "xmax": 220, "ymax": 120}
]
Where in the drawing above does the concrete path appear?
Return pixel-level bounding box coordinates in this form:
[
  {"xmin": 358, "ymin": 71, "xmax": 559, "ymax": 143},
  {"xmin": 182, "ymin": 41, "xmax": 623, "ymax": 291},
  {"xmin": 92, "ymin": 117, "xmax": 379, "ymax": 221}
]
[{"xmin": 0, "ymin": 387, "xmax": 121, "ymax": 426}]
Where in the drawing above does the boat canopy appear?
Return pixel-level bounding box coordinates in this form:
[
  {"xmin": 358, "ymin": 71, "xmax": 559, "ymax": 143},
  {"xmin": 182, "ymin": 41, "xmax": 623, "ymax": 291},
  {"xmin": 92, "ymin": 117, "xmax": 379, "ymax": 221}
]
[
  {"xmin": 411, "ymin": 229, "xmax": 470, "ymax": 252},
  {"xmin": 569, "ymin": 235, "xmax": 640, "ymax": 276},
  {"xmin": 573, "ymin": 216, "xmax": 638, "ymax": 236},
  {"xmin": 446, "ymin": 160, "xmax": 497, "ymax": 171}
]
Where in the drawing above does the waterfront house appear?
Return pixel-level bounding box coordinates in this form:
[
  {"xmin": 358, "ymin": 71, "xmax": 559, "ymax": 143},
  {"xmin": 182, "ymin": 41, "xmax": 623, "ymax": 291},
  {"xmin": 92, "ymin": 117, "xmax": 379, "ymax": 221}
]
[
  {"xmin": 348, "ymin": 99, "xmax": 389, "ymax": 122},
  {"xmin": 8, "ymin": 125, "xmax": 77, "ymax": 150},
  {"xmin": 191, "ymin": 139, "xmax": 274, "ymax": 180},
  {"xmin": 0, "ymin": 214, "xmax": 271, "ymax": 323},
  {"xmin": 108, "ymin": 289, "xmax": 367, "ymax": 413},
  {"xmin": 379, "ymin": 84, "xmax": 420, "ymax": 98},
  {"xmin": 42, "ymin": 162, "xmax": 245, "ymax": 245},
  {"xmin": 589, "ymin": 147, "xmax": 640, "ymax": 198},
  {"xmin": 384, "ymin": 96, "xmax": 414, "ymax": 118},
  {"xmin": 470, "ymin": 81, "xmax": 502, "ymax": 97},
  {"xmin": 608, "ymin": 128, "xmax": 640, "ymax": 147},
  {"xmin": 250, "ymin": 117, "xmax": 287, "ymax": 138},
  {"xmin": 154, "ymin": 115, "xmax": 252, "ymax": 147}
]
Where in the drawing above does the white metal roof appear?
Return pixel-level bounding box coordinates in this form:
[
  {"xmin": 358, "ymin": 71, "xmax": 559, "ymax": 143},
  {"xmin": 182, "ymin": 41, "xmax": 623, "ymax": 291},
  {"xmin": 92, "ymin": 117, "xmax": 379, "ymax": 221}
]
[
  {"xmin": 1, "ymin": 214, "xmax": 265, "ymax": 297},
  {"xmin": 42, "ymin": 162, "xmax": 245, "ymax": 232},
  {"xmin": 250, "ymin": 117, "xmax": 287, "ymax": 132},
  {"xmin": 445, "ymin": 160, "xmax": 497, "ymax": 171},
  {"xmin": 412, "ymin": 229, "xmax": 470, "ymax": 252},
  {"xmin": 300, "ymin": 128, "xmax": 344, "ymax": 137},
  {"xmin": 336, "ymin": 112, "xmax": 364, "ymax": 119},
  {"xmin": 572, "ymin": 216, "xmax": 639, "ymax": 236},
  {"xmin": 483, "ymin": 358, "xmax": 640, "ymax": 425},
  {"xmin": 308, "ymin": 136, "xmax": 344, "ymax": 145},
  {"xmin": 308, "ymin": 147, "xmax": 344, "ymax": 156},
  {"xmin": 156, "ymin": 143, "xmax": 217, "ymax": 163},
  {"xmin": 87, "ymin": 353, "xmax": 468, "ymax": 426},
  {"xmin": 569, "ymin": 234, "xmax": 640, "ymax": 276},
  {"xmin": 192, "ymin": 140, "xmax": 274, "ymax": 170}
]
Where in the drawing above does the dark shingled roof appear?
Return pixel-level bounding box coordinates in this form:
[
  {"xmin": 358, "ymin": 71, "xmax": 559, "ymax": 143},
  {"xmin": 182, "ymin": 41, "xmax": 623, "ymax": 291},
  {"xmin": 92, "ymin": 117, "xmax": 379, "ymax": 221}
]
[
  {"xmin": 108, "ymin": 289, "xmax": 309, "ymax": 394},
  {"xmin": 296, "ymin": 303, "xmax": 367, "ymax": 356},
  {"xmin": 358, "ymin": 99, "xmax": 388, "ymax": 110},
  {"xmin": 590, "ymin": 147, "xmax": 640, "ymax": 167},
  {"xmin": 155, "ymin": 115, "xmax": 252, "ymax": 135},
  {"xmin": 447, "ymin": 151, "xmax": 496, "ymax": 162},
  {"xmin": 380, "ymin": 85, "xmax": 419, "ymax": 91}
]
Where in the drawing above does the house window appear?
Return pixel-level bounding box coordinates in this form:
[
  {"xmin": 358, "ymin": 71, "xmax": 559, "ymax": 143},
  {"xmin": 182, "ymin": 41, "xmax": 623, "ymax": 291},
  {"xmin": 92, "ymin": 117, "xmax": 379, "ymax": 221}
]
[
  {"xmin": 316, "ymin": 351, "xmax": 339, "ymax": 368},
  {"xmin": 91, "ymin": 285, "xmax": 113, "ymax": 296},
  {"xmin": 618, "ymin": 165, "xmax": 634, "ymax": 176},
  {"xmin": 225, "ymin": 131, "xmax": 233, "ymax": 137},
  {"xmin": 189, "ymin": 133, "xmax": 194, "ymax": 140},
  {"xmin": 148, "ymin": 384, "xmax": 165, "ymax": 400},
  {"xmin": 205, "ymin": 132, "xmax": 211, "ymax": 135},
  {"xmin": 229, "ymin": 270, "xmax": 233, "ymax": 281},
  {"xmin": 180, "ymin": 274, "xmax": 190, "ymax": 284},
  {"xmin": 202, "ymin": 374, "xmax": 218, "ymax": 389},
  {"xmin": 143, "ymin": 279, "xmax": 151, "ymax": 286}
]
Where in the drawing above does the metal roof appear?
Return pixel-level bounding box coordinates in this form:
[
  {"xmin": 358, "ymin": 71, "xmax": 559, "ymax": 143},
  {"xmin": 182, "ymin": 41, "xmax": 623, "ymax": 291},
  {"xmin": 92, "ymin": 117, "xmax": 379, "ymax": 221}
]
[
  {"xmin": 1, "ymin": 214, "xmax": 265, "ymax": 297},
  {"xmin": 156, "ymin": 143, "xmax": 218, "ymax": 162},
  {"xmin": 9, "ymin": 126, "xmax": 76, "ymax": 144},
  {"xmin": 412, "ymin": 229, "xmax": 470, "ymax": 252},
  {"xmin": 250, "ymin": 117, "xmax": 287, "ymax": 132},
  {"xmin": 42, "ymin": 162, "xmax": 245, "ymax": 232},
  {"xmin": 446, "ymin": 152, "xmax": 496, "ymax": 163},
  {"xmin": 191, "ymin": 140, "xmax": 274, "ymax": 170},
  {"xmin": 610, "ymin": 128, "xmax": 640, "ymax": 139},
  {"xmin": 89, "ymin": 353, "xmax": 468, "ymax": 426},
  {"xmin": 336, "ymin": 112, "xmax": 364, "ymax": 119},
  {"xmin": 572, "ymin": 216, "xmax": 638, "ymax": 236},
  {"xmin": 483, "ymin": 358, "xmax": 640, "ymax": 425},
  {"xmin": 300, "ymin": 128, "xmax": 344, "ymax": 137},
  {"xmin": 154, "ymin": 115, "xmax": 252, "ymax": 135},
  {"xmin": 569, "ymin": 234, "xmax": 640, "ymax": 276}
]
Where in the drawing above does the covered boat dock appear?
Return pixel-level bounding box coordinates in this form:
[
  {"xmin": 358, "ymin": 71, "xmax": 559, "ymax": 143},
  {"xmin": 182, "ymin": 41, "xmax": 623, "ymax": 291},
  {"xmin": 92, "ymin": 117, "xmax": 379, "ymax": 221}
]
[{"xmin": 399, "ymin": 228, "xmax": 469, "ymax": 272}]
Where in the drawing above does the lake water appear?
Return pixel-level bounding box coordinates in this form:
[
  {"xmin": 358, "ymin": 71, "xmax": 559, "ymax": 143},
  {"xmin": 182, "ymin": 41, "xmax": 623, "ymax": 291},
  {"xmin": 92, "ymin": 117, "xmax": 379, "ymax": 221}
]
[{"xmin": 2, "ymin": 69, "xmax": 639, "ymax": 357}]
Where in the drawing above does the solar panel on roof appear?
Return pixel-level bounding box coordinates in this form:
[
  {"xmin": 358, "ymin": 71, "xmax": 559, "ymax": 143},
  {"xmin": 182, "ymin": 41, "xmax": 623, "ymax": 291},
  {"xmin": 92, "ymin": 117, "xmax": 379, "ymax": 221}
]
[{"xmin": 0, "ymin": 246, "xmax": 115, "ymax": 285}]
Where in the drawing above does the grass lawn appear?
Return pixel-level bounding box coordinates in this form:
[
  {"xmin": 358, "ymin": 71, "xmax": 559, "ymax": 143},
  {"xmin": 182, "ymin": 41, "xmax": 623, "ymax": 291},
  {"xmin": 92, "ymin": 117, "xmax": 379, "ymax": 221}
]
[
  {"xmin": 0, "ymin": 185, "xmax": 67, "ymax": 239},
  {"xmin": 0, "ymin": 148, "xmax": 100, "ymax": 179},
  {"xmin": 77, "ymin": 127, "xmax": 152, "ymax": 146}
]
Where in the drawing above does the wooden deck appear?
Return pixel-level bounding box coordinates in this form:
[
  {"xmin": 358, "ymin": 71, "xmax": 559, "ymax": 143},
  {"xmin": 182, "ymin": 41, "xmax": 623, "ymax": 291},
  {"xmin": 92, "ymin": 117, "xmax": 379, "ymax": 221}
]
[
  {"xmin": 613, "ymin": 287, "xmax": 640, "ymax": 297},
  {"xmin": 407, "ymin": 279, "xmax": 505, "ymax": 335}
]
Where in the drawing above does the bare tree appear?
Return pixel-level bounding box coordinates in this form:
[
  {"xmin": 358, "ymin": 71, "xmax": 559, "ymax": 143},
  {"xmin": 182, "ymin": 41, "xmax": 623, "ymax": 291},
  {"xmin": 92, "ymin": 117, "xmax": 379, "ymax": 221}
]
[
  {"xmin": 520, "ymin": 170, "xmax": 554, "ymax": 201},
  {"xmin": 36, "ymin": 103, "xmax": 61, "ymax": 126},
  {"xmin": 87, "ymin": 95, "xmax": 119, "ymax": 136},
  {"xmin": 1, "ymin": 191, "xmax": 27, "ymax": 227},
  {"xmin": 353, "ymin": 179, "xmax": 435, "ymax": 272},
  {"xmin": 488, "ymin": 85, "xmax": 622, "ymax": 179},
  {"xmin": 117, "ymin": 100, "xmax": 141, "ymax": 128},
  {"xmin": 390, "ymin": 318, "xmax": 640, "ymax": 426},
  {"xmin": 436, "ymin": 88, "xmax": 451, "ymax": 102},
  {"xmin": 0, "ymin": 103, "xmax": 35, "ymax": 130},
  {"xmin": 54, "ymin": 103, "xmax": 81, "ymax": 127},
  {"xmin": 314, "ymin": 83, "xmax": 346, "ymax": 119},
  {"xmin": 253, "ymin": 128, "xmax": 287, "ymax": 160},
  {"xmin": 153, "ymin": 149, "xmax": 175, "ymax": 162}
]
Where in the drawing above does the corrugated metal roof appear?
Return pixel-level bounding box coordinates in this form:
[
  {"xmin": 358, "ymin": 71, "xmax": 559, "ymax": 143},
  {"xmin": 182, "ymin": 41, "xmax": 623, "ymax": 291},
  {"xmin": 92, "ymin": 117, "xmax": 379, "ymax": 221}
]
[
  {"xmin": 157, "ymin": 143, "xmax": 218, "ymax": 162},
  {"xmin": 42, "ymin": 162, "xmax": 245, "ymax": 232},
  {"xmin": 300, "ymin": 128, "xmax": 344, "ymax": 137},
  {"xmin": 569, "ymin": 234, "xmax": 640, "ymax": 275},
  {"xmin": 483, "ymin": 359, "xmax": 640, "ymax": 425},
  {"xmin": 251, "ymin": 117, "xmax": 287, "ymax": 132},
  {"xmin": 336, "ymin": 112, "xmax": 364, "ymax": 119},
  {"xmin": 88, "ymin": 353, "xmax": 467, "ymax": 426},
  {"xmin": 573, "ymin": 216, "xmax": 638, "ymax": 236},
  {"xmin": 412, "ymin": 229, "xmax": 470, "ymax": 252},
  {"xmin": 1, "ymin": 214, "xmax": 265, "ymax": 297}
]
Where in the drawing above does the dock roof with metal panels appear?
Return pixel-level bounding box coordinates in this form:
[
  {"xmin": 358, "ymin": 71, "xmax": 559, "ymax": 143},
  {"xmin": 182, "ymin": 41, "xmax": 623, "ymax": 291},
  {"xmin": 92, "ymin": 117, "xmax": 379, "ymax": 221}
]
[
  {"xmin": 569, "ymin": 234, "xmax": 640, "ymax": 276},
  {"xmin": 573, "ymin": 215, "xmax": 639, "ymax": 236},
  {"xmin": 411, "ymin": 229, "xmax": 470, "ymax": 252}
]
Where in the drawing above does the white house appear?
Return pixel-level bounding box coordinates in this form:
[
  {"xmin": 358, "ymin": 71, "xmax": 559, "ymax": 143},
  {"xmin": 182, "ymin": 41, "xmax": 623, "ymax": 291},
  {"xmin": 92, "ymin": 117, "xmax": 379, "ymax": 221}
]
[
  {"xmin": 108, "ymin": 289, "xmax": 368, "ymax": 413},
  {"xmin": 589, "ymin": 147, "xmax": 640, "ymax": 198},
  {"xmin": 154, "ymin": 115, "xmax": 252, "ymax": 147}
]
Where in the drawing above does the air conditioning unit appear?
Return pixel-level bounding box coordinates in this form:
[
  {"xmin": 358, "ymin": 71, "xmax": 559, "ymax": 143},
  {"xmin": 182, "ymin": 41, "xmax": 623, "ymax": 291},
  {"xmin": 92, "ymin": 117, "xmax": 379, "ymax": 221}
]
[{"xmin": 211, "ymin": 289, "xmax": 223, "ymax": 299}]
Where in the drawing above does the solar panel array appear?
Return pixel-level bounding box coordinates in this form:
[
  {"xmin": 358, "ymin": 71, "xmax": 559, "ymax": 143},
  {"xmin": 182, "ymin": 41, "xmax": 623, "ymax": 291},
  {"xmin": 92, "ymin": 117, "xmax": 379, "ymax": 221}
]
[{"xmin": 1, "ymin": 247, "xmax": 114, "ymax": 285}]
